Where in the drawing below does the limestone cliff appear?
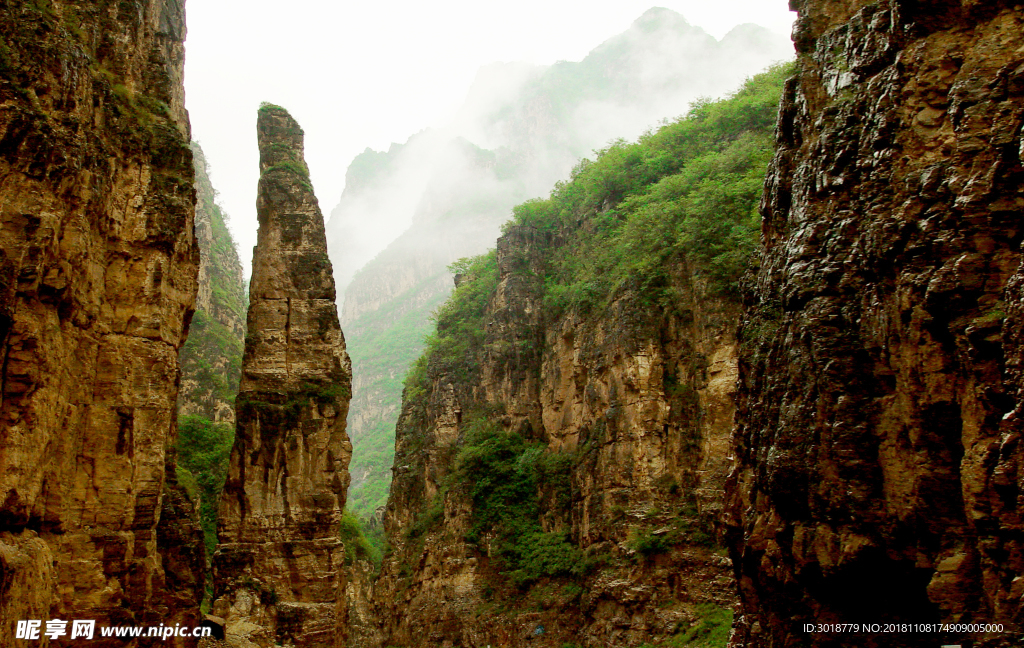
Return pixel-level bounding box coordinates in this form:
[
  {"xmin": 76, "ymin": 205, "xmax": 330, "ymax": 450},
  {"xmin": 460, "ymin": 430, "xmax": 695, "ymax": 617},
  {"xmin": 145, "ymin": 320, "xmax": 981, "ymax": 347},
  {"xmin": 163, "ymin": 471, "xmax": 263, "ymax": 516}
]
[
  {"xmin": 370, "ymin": 241, "xmax": 738, "ymax": 648},
  {"xmin": 728, "ymin": 2, "xmax": 1024, "ymax": 647},
  {"xmin": 0, "ymin": 0, "xmax": 202, "ymax": 644},
  {"xmin": 213, "ymin": 104, "xmax": 352, "ymax": 648},
  {"xmin": 178, "ymin": 142, "xmax": 245, "ymax": 426},
  {"xmin": 355, "ymin": 66, "xmax": 792, "ymax": 647}
]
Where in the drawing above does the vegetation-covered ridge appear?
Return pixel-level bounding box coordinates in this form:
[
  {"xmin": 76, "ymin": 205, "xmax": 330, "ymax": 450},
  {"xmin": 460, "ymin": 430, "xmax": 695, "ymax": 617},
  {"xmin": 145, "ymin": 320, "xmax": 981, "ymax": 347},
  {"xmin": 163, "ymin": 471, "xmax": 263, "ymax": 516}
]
[
  {"xmin": 508, "ymin": 62, "xmax": 793, "ymax": 315},
  {"xmin": 180, "ymin": 142, "xmax": 245, "ymax": 401}
]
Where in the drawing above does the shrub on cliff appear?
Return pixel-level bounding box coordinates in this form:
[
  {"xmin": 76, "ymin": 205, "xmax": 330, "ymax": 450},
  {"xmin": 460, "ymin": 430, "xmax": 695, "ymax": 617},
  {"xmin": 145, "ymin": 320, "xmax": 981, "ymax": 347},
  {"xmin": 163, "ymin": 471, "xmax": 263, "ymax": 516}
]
[
  {"xmin": 338, "ymin": 509, "xmax": 382, "ymax": 566},
  {"xmin": 452, "ymin": 414, "xmax": 585, "ymax": 586},
  {"xmin": 176, "ymin": 414, "xmax": 234, "ymax": 556},
  {"xmin": 402, "ymin": 251, "xmax": 499, "ymax": 403}
]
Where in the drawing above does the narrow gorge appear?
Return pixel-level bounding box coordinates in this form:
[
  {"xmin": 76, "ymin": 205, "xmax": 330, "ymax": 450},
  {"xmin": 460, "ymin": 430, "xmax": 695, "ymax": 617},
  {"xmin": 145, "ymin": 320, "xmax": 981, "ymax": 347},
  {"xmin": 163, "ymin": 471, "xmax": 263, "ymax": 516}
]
[
  {"xmin": 347, "ymin": 66, "xmax": 791, "ymax": 647},
  {"xmin": 1, "ymin": 0, "xmax": 1022, "ymax": 647}
]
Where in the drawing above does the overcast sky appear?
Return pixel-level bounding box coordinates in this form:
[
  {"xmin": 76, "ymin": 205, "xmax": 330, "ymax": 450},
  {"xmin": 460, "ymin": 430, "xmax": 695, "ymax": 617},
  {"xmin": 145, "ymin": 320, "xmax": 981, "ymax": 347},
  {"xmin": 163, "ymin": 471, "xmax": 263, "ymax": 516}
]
[{"xmin": 184, "ymin": 1, "xmax": 796, "ymax": 275}]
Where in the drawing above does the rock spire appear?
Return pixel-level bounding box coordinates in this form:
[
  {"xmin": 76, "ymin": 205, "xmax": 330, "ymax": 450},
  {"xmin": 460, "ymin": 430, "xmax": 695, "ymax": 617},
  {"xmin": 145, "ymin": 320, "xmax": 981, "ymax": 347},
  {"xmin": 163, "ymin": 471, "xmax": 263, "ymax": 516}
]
[{"xmin": 214, "ymin": 104, "xmax": 353, "ymax": 648}]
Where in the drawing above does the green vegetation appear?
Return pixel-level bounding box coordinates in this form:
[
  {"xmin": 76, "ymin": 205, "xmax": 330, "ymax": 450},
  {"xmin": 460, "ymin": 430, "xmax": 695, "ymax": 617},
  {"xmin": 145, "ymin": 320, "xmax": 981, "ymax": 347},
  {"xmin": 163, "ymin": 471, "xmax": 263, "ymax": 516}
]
[
  {"xmin": 93, "ymin": 65, "xmax": 174, "ymax": 128},
  {"xmin": 206, "ymin": 203, "xmax": 246, "ymax": 322},
  {"xmin": 674, "ymin": 604, "xmax": 734, "ymax": 647},
  {"xmin": 633, "ymin": 604, "xmax": 732, "ymax": 648},
  {"xmin": 180, "ymin": 311, "xmax": 243, "ymax": 406},
  {"xmin": 425, "ymin": 252, "xmax": 500, "ymax": 383},
  {"xmin": 175, "ymin": 415, "xmax": 234, "ymax": 556},
  {"xmin": 338, "ymin": 509, "xmax": 383, "ymax": 567},
  {"xmin": 504, "ymin": 63, "xmax": 792, "ymax": 316},
  {"xmin": 237, "ymin": 381, "xmax": 349, "ymax": 429},
  {"xmin": 624, "ymin": 509, "xmax": 714, "ymax": 560},
  {"xmin": 265, "ymin": 159, "xmax": 311, "ymax": 180},
  {"xmin": 402, "ymin": 252, "xmax": 500, "ymax": 403},
  {"xmin": 445, "ymin": 413, "xmax": 584, "ymax": 586}
]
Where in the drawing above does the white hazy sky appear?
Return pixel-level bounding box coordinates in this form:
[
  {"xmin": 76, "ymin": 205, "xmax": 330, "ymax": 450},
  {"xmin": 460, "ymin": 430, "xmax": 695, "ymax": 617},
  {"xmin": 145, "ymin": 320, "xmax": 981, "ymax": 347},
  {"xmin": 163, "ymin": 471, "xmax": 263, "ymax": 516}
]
[{"xmin": 184, "ymin": 1, "xmax": 796, "ymax": 275}]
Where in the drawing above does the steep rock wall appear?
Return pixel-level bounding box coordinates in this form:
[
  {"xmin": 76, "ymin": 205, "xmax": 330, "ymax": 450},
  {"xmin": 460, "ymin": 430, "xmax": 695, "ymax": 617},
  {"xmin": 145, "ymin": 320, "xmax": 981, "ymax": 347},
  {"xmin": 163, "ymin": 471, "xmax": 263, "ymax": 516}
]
[
  {"xmin": 177, "ymin": 142, "xmax": 245, "ymax": 426},
  {"xmin": 729, "ymin": 2, "xmax": 1024, "ymax": 647},
  {"xmin": 0, "ymin": 0, "xmax": 202, "ymax": 644},
  {"xmin": 213, "ymin": 105, "xmax": 352, "ymax": 648},
  {"xmin": 368, "ymin": 225, "xmax": 739, "ymax": 647}
]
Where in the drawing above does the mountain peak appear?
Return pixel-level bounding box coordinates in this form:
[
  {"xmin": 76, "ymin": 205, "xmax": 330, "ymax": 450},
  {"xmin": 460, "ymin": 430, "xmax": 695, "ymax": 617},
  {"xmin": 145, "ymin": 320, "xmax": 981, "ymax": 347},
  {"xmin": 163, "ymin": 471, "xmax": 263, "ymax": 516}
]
[{"xmin": 632, "ymin": 6, "xmax": 691, "ymax": 32}]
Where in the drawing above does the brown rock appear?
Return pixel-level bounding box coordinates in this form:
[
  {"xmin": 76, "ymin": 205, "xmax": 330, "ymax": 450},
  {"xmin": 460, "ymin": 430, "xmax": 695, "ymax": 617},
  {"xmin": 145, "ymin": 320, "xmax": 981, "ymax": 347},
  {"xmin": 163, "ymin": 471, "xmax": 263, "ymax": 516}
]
[
  {"xmin": 0, "ymin": 0, "xmax": 202, "ymax": 642},
  {"xmin": 214, "ymin": 105, "xmax": 352, "ymax": 648},
  {"xmin": 728, "ymin": 3, "xmax": 1024, "ymax": 647}
]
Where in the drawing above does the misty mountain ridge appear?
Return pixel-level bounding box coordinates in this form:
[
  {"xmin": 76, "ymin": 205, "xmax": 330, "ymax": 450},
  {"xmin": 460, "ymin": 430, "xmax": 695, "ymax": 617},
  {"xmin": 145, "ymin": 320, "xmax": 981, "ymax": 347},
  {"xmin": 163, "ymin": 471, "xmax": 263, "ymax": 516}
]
[{"xmin": 326, "ymin": 7, "xmax": 792, "ymax": 300}]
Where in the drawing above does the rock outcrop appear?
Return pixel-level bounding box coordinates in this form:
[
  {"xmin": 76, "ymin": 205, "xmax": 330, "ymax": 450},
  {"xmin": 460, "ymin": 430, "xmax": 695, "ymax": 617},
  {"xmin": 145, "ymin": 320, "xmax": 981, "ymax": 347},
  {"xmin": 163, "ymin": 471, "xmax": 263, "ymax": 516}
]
[
  {"xmin": 0, "ymin": 0, "xmax": 202, "ymax": 644},
  {"xmin": 178, "ymin": 142, "xmax": 246, "ymax": 426},
  {"xmin": 366, "ymin": 233, "xmax": 740, "ymax": 647},
  {"xmin": 729, "ymin": 2, "xmax": 1024, "ymax": 647},
  {"xmin": 214, "ymin": 105, "xmax": 352, "ymax": 648}
]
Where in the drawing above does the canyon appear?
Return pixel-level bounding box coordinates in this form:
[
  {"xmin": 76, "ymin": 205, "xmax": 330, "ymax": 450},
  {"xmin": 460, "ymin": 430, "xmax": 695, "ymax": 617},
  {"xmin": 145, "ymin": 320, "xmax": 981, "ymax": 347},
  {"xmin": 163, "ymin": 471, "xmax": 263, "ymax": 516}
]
[
  {"xmin": 0, "ymin": 0, "xmax": 1022, "ymax": 647},
  {"xmin": 333, "ymin": 7, "xmax": 794, "ymax": 521},
  {"xmin": 345, "ymin": 65, "xmax": 792, "ymax": 647}
]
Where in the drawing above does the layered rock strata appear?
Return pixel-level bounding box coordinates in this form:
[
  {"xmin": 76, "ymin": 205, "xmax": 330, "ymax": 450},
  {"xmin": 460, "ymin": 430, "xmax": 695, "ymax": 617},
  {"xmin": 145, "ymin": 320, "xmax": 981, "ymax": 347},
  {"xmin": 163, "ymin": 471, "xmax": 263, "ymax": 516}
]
[
  {"xmin": 729, "ymin": 2, "xmax": 1024, "ymax": 647},
  {"xmin": 0, "ymin": 0, "xmax": 202, "ymax": 644},
  {"xmin": 367, "ymin": 226, "xmax": 739, "ymax": 647},
  {"xmin": 214, "ymin": 105, "xmax": 352, "ymax": 648}
]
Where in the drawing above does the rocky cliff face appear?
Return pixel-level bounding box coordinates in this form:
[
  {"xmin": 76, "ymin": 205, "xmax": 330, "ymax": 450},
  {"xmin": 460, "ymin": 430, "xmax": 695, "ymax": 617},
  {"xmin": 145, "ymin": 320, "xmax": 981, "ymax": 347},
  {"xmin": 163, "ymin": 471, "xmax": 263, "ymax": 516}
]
[
  {"xmin": 347, "ymin": 66, "xmax": 787, "ymax": 646},
  {"xmin": 213, "ymin": 105, "xmax": 352, "ymax": 648},
  {"xmin": 364, "ymin": 230, "xmax": 739, "ymax": 647},
  {"xmin": 178, "ymin": 142, "xmax": 245, "ymax": 425},
  {"xmin": 0, "ymin": 0, "xmax": 202, "ymax": 644},
  {"xmin": 729, "ymin": 2, "xmax": 1024, "ymax": 646}
]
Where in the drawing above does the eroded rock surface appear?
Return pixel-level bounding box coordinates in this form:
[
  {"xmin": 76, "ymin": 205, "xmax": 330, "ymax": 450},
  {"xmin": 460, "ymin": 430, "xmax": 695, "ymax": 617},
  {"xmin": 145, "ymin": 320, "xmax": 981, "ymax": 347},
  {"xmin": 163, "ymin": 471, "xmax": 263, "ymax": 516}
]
[
  {"xmin": 729, "ymin": 2, "xmax": 1024, "ymax": 646},
  {"xmin": 0, "ymin": 0, "xmax": 202, "ymax": 644},
  {"xmin": 214, "ymin": 105, "xmax": 352, "ymax": 648},
  {"xmin": 366, "ymin": 224, "xmax": 739, "ymax": 647}
]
